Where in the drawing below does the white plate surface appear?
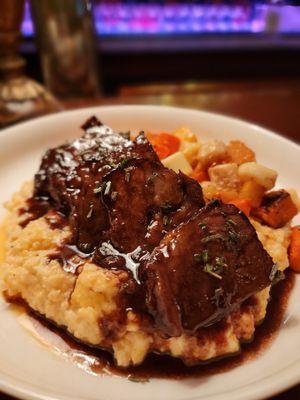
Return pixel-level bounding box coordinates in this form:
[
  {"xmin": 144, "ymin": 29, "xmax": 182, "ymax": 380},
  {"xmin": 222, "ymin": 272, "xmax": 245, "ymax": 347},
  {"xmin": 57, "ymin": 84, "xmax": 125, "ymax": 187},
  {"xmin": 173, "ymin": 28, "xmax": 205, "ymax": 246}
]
[{"xmin": 0, "ymin": 105, "xmax": 299, "ymax": 400}]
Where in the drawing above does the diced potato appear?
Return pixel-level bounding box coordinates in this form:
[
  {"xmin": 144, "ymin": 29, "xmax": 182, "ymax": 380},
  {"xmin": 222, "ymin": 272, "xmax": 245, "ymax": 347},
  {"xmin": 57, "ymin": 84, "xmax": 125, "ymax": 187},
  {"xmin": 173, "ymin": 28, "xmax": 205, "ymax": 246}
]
[
  {"xmin": 198, "ymin": 140, "xmax": 228, "ymax": 169},
  {"xmin": 287, "ymin": 189, "xmax": 300, "ymax": 211},
  {"xmin": 172, "ymin": 127, "xmax": 198, "ymax": 143},
  {"xmin": 181, "ymin": 142, "xmax": 201, "ymax": 166},
  {"xmin": 208, "ymin": 163, "xmax": 239, "ymax": 190},
  {"xmin": 227, "ymin": 140, "xmax": 256, "ymax": 165},
  {"xmin": 162, "ymin": 151, "xmax": 192, "ymax": 175},
  {"xmin": 201, "ymin": 181, "xmax": 219, "ymax": 201},
  {"xmin": 239, "ymin": 180, "xmax": 265, "ymax": 207},
  {"xmin": 238, "ymin": 162, "xmax": 277, "ymax": 190}
]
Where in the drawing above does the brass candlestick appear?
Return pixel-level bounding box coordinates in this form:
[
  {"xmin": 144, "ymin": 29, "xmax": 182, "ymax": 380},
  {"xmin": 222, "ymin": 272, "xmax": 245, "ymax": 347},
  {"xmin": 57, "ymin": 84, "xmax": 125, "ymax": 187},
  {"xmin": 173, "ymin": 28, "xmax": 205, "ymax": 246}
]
[{"xmin": 0, "ymin": 0, "xmax": 61, "ymax": 128}]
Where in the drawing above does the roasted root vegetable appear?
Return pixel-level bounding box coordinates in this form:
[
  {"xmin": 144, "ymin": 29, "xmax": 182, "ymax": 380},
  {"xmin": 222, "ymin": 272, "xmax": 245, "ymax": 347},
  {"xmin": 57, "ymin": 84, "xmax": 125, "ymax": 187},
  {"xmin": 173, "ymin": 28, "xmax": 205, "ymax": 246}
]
[
  {"xmin": 147, "ymin": 132, "xmax": 180, "ymax": 160},
  {"xmin": 228, "ymin": 199, "xmax": 251, "ymax": 217},
  {"xmin": 190, "ymin": 162, "xmax": 209, "ymax": 183},
  {"xmin": 252, "ymin": 190, "xmax": 298, "ymax": 228},
  {"xmin": 219, "ymin": 189, "xmax": 239, "ymax": 203},
  {"xmin": 201, "ymin": 181, "xmax": 218, "ymax": 202},
  {"xmin": 239, "ymin": 180, "xmax": 265, "ymax": 208},
  {"xmin": 172, "ymin": 127, "xmax": 198, "ymax": 143},
  {"xmin": 162, "ymin": 151, "xmax": 192, "ymax": 175},
  {"xmin": 181, "ymin": 142, "xmax": 201, "ymax": 167},
  {"xmin": 198, "ymin": 140, "xmax": 228, "ymax": 169},
  {"xmin": 287, "ymin": 189, "xmax": 300, "ymax": 212},
  {"xmin": 227, "ymin": 140, "xmax": 256, "ymax": 165},
  {"xmin": 208, "ymin": 163, "xmax": 239, "ymax": 190},
  {"xmin": 238, "ymin": 162, "xmax": 277, "ymax": 191},
  {"xmin": 289, "ymin": 226, "xmax": 300, "ymax": 272}
]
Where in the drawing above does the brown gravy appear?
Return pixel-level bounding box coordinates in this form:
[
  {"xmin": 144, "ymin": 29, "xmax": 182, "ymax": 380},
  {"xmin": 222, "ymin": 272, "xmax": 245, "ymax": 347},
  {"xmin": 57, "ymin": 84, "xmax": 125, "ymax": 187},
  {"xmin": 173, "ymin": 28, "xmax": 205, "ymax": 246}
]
[{"xmin": 14, "ymin": 270, "xmax": 295, "ymax": 381}]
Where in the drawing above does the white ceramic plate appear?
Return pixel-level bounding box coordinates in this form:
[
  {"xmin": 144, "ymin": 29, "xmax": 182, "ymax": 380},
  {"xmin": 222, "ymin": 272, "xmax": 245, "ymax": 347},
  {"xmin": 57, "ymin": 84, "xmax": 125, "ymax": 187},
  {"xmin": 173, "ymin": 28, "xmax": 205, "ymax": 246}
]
[{"xmin": 0, "ymin": 105, "xmax": 299, "ymax": 400}]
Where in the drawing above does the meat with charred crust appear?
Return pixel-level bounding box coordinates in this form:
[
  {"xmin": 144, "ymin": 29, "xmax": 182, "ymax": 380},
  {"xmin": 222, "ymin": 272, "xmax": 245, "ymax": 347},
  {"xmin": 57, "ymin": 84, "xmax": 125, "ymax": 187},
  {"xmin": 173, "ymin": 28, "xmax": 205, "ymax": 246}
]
[
  {"xmin": 140, "ymin": 200, "xmax": 274, "ymax": 337},
  {"xmin": 24, "ymin": 116, "xmax": 276, "ymax": 343},
  {"xmin": 29, "ymin": 116, "xmax": 205, "ymax": 258}
]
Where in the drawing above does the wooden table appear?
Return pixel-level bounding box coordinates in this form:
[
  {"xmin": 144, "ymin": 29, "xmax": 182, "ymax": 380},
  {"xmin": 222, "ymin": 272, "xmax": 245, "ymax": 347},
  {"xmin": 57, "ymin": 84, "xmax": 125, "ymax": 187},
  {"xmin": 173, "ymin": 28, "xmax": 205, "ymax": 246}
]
[{"xmin": 1, "ymin": 79, "xmax": 299, "ymax": 400}]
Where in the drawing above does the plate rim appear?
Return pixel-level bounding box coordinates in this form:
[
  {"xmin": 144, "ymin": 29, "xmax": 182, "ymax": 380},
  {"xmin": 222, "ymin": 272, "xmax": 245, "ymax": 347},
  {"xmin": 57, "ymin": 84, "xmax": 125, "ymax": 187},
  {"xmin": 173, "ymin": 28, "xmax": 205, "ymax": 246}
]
[{"xmin": 0, "ymin": 104, "xmax": 299, "ymax": 400}]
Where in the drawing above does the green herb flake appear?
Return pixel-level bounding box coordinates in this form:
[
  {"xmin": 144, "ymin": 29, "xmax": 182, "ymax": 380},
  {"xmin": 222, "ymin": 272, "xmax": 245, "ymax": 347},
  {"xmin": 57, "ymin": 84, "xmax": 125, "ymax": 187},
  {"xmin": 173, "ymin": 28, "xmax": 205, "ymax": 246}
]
[
  {"xmin": 226, "ymin": 219, "xmax": 236, "ymax": 227},
  {"xmin": 128, "ymin": 375, "xmax": 149, "ymax": 383},
  {"xmin": 214, "ymin": 257, "xmax": 227, "ymax": 274},
  {"xmin": 216, "ymin": 256, "xmax": 227, "ymax": 268},
  {"xmin": 125, "ymin": 171, "xmax": 131, "ymax": 182},
  {"xmin": 93, "ymin": 185, "xmax": 102, "ymax": 194},
  {"xmin": 104, "ymin": 181, "xmax": 112, "ymax": 196},
  {"xmin": 124, "ymin": 166, "xmax": 134, "ymax": 183},
  {"xmin": 214, "ymin": 287, "xmax": 223, "ymax": 297},
  {"xmin": 199, "ymin": 223, "xmax": 207, "ymax": 230},
  {"xmin": 119, "ymin": 158, "xmax": 129, "ymax": 169},
  {"xmin": 202, "ymin": 250, "xmax": 209, "ymax": 264},
  {"xmin": 86, "ymin": 204, "xmax": 94, "ymax": 219},
  {"xmin": 163, "ymin": 215, "xmax": 169, "ymax": 226},
  {"xmin": 201, "ymin": 233, "xmax": 225, "ymax": 244},
  {"xmin": 203, "ymin": 264, "xmax": 223, "ymax": 280},
  {"xmin": 228, "ymin": 229, "xmax": 239, "ymax": 243}
]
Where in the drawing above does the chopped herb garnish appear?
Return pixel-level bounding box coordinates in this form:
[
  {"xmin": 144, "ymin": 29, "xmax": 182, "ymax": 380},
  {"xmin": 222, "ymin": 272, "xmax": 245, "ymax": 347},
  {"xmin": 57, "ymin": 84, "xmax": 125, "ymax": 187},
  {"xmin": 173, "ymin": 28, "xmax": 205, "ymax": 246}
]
[
  {"xmin": 80, "ymin": 243, "xmax": 93, "ymax": 252},
  {"xmin": 214, "ymin": 257, "xmax": 227, "ymax": 274},
  {"xmin": 86, "ymin": 204, "xmax": 94, "ymax": 219},
  {"xmin": 228, "ymin": 229, "xmax": 239, "ymax": 243},
  {"xmin": 203, "ymin": 264, "xmax": 223, "ymax": 280},
  {"xmin": 128, "ymin": 375, "xmax": 149, "ymax": 383},
  {"xmin": 202, "ymin": 250, "xmax": 209, "ymax": 263},
  {"xmin": 163, "ymin": 215, "xmax": 169, "ymax": 226},
  {"xmin": 111, "ymin": 191, "xmax": 118, "ymax": 201},
  {"xmin": 93, "ymin": 185, "xmax": 102, "ymax": 194},
  {"xmin": 199, "ymin": 223, "xmax": 207, "ymax": 230},
  {"xmin": 104, "ymin": 181, "xmax": 111, "ymax": 196},
  {"xmin": 124, "ymin": 166, "xmax": 134, "ymax": 182},
  {"xmin": 226, "ymin": 219, "xmax": 236, "ymax": 227},
  {"xmin": 119, "ymin": 158, "xmax": 129, "ymax": 169},
  {"xmin": 125, "ymin": 171, "xmax": 131, "ymax": 182},
  {"xmin": 215, "ymin": 256, "xmax": 227, "ymax": 271},
  {"xmin": 201, "ymin": 233, "xmax": 225, "ymax": 244}
]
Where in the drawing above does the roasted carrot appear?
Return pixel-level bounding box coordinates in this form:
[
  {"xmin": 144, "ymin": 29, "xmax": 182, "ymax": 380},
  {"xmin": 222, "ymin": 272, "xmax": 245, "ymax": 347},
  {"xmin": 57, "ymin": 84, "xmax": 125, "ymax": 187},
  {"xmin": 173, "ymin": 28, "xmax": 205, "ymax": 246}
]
[
  {"xmin": 190, "ymin": 161, "xmax": 209, "ymax": 183},
  {"xmin": 239, "ymin": 180, "xmax": 265, "ymax": 208},
  {"xmin": 191, "ymin": 170, "xmax": 209, "ymax": 183},
  {"xmin": 228, "ymin": 199, "xmax": 251, "ymax": 217},
  {"xmin": 252, "ymin": 190, "xmax": 298, "ymax": 228},
  {"xmin": 289, "ymin": 226, "xmax": 300, "ymax": 272},
  {"xmin": 147, "ymin": 132, "xmax": 180, "ymax": 160},
  {"xmin": 227, "ymin": 140, "xmax": 256, "ymax": 165}
]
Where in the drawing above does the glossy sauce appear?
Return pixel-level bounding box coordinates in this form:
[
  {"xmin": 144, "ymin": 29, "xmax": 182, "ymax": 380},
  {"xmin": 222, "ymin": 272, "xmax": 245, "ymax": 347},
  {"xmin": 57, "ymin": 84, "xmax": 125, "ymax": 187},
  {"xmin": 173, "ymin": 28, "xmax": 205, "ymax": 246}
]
[
  {"xmin": 13, "ymin": 270, "xmax": 295, "ymax": 381},
  {"xmin": 49, "ymin": 244, "xmax": 91, "ymax": 274}
]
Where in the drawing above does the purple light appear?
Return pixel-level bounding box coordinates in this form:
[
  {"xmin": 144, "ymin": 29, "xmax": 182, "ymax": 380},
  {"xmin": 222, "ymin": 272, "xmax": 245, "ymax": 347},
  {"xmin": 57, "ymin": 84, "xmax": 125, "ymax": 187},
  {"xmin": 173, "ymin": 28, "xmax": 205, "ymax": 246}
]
[{"xmin": 21, "ymin": 1, "xmax": 300, "ymax": 38}]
